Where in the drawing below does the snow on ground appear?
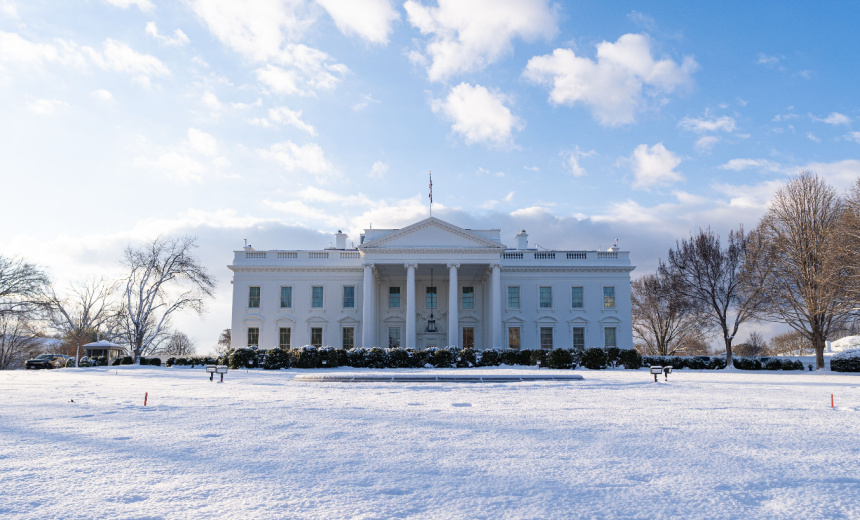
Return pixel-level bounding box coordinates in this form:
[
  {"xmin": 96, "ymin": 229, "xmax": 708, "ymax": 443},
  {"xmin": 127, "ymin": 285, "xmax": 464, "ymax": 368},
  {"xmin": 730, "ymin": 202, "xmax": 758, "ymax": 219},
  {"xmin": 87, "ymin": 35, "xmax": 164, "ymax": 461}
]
[{"xmin": 1, "ymin": 367, "xmax": 859, "ymax": 520}]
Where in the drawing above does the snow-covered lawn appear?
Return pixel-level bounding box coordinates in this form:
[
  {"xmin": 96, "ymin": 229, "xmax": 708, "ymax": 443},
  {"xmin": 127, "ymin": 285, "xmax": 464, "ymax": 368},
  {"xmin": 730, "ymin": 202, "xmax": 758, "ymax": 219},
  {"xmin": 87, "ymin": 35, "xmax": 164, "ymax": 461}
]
[{"xmin": 2, "ymin": 367, "xmax": 859, "ymax": 520}]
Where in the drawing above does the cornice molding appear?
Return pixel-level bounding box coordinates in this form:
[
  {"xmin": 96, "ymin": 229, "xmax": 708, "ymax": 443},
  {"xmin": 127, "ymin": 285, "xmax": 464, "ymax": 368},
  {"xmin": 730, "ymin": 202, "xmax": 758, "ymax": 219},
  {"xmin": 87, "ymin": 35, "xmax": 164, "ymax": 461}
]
[
  {"xmin": 229, "ymin": 266, "xmax": 364, "ymax": 273},
  {"xmin": 359, "ymin": 217, "xmax": 505, "ymax": 250}
]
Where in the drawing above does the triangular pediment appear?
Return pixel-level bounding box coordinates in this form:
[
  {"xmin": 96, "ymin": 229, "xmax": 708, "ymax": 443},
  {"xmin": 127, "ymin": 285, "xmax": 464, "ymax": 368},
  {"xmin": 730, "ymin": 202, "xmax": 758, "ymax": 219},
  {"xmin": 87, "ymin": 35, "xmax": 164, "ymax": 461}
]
[{"xmin": 359, "ymin": 217, "xmax": 503, "ymax": 250}]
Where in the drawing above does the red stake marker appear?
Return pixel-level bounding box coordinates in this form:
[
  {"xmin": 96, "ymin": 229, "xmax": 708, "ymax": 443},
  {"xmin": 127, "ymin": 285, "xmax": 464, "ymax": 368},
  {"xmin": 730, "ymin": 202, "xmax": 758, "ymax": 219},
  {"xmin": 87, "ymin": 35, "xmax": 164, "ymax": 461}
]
[
  {"xmin": 831, "ymin": 394, "xmax": 834, "ymax": 408},
  {"xmin": 144, "ymin": 392, "xmax": 148, "ymax": 407}
]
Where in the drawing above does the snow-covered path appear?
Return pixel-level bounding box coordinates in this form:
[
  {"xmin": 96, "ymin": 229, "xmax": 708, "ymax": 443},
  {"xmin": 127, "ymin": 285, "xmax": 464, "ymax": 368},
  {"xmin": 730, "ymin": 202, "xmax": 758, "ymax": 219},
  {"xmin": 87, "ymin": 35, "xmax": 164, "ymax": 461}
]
[{"xmin": 1, "ymin": 367, "xmax": 858, "ymax": 519}]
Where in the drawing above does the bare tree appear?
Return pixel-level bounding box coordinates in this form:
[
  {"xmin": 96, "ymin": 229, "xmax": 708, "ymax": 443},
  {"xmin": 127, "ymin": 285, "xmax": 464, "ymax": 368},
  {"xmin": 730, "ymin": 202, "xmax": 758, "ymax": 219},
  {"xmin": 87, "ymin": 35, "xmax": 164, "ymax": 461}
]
[
  {"xmin": 0, "ymin": 255, "xmax": 50, "ymax": 318},
  {"xmin": 0, "ymin": 315, "xmax": 43, "ymax": 369},
  {"xmin": 215, "ymin": 329, "xmax": 231, "ymax": 356},
  {"xmin": 632, "ymin": 272, "xmax": 705, "ymax": 356},
  {"xmin": 659, "ymin": 226, "xmax": 768, "ymax": 367},
  {"xmin": 117, "ymin": 236, "xmax": 215, "ymax": 362},
  {"xmin": 843, "ymin": 178, "xmax": 860, "ymax": 311},
  {"xmin": 769, "ymin": 330, "xmax": 813, "ymax": 356},
  {"xmin": 45, "ymin": 277, "xmax": 115, "ymax": 367},
  {"xmin": 156, "ymin": 331, "xmax": 197, "ymax": 356},
  {"xmin": 734, "ymin": 331, "xmax": 769, "ymax": 357},
  {"xmin": 753, "ymin": 172, "xmax": 851, "ymax": 369}
]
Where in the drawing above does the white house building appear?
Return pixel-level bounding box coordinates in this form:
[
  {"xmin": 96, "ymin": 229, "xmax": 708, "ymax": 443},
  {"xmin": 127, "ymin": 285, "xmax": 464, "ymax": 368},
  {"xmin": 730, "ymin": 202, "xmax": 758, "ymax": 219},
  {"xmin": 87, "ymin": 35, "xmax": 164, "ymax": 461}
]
[{"xmin": 228, "ymin": 217, "xmax": 634, "ymax": 351}]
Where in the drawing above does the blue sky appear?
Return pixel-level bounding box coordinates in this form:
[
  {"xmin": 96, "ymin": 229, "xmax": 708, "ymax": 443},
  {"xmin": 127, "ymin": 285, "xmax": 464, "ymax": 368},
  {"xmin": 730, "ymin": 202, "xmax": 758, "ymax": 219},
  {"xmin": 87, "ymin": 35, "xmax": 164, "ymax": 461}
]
[{"xmin": 2, "ymin": 0, "xmax": 859, "ymax": 350}]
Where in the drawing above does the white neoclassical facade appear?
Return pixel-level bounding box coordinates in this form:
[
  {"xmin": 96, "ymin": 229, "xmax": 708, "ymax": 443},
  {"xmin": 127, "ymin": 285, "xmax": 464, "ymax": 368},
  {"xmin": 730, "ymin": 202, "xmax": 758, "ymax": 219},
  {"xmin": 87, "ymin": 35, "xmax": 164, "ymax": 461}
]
[{"xmin": 228, "ymin": 217, "xmax": 634, "ymax": 351}]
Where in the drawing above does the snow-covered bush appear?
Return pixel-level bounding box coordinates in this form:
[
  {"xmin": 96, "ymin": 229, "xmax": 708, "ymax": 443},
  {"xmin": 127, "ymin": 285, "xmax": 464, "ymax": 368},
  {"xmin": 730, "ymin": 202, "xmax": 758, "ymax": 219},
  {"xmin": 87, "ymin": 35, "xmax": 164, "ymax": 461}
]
[
  {"xmin": 431, "ymin": 348, "xmax": 455, "ymax": 368},
  {"xmin": 499, "ymin": 349, "xmax": 531, "ymax": 366},
  {"xmin": 733, "ymin": 357, "xmax": 762, "ymax": 370},
  {"xmin": 318, "ymin": 347, "xmax": 339, "ymax": 368},
  {"xmin": 580, "ymin": 348, "xmax": 607, "ymax": 370},
  {"xmin": 229, "ymin": 348, "xmax": 256, "ymax": 369},
  {"xmin": 387, "ymin": 348, "xmax": 411, "ymax": 368},
  {"xmin": 263, "ymin": 348, "xmax": 290, "ymax": 370},
  {"xmin": 605, "ymin": 347, "xmax": 621, "ymax": 367},
  {"xmin": 292, "ymin": 346, "xmax": 319, "ymax": 369},
  {"xmin": 456, "ymin": 349, "xmax": 476, "ymax": 368},
  {"xmin": 478, "ymin": 349, "xmax": 500, "ymax": 366},
  {"xmin": 120, "ymin": 356, "xmax": 133, "ymax": 365},
  {"xmin": 347, "ymin": 348, "xmax": 368, "ymax": 367},
  {"xmin": 547, "ymin": 348, "xmax": 574, "ymax": 369},
  {"xmin": 365, "ymin": 347, "xmax": 388, "ymax": 368},
  {"xmin": 618, "ymin": 349, "xmax": 642, "ymax": 369},
  {"xmin": 831, "ymin": 349, "xmax": 860, "ymax": 372}
]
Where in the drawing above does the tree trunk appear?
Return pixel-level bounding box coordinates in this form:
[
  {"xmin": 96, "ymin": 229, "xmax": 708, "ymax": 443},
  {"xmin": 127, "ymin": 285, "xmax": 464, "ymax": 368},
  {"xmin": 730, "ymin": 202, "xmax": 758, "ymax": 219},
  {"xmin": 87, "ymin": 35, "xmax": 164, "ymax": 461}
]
[
  {"xmin": 812, "ymin": 332, "xmax": 826, "ymax": 370},
  {"xmin": 724, "ymin": 337, "xmax": 734, "ymax": 369}
]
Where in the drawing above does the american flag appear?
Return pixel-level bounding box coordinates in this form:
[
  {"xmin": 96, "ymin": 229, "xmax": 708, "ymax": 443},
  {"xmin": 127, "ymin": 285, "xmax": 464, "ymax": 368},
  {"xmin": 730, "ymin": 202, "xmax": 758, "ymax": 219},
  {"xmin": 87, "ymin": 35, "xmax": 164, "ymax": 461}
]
[{"xmin": 429, "ymin": 171, "xmax": 433, "ymax": 203}]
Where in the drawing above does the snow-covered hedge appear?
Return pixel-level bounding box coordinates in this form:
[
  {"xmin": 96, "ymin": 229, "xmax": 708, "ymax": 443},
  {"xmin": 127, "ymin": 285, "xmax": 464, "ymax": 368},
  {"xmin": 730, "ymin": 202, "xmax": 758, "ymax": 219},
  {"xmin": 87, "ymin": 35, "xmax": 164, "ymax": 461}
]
[{"xmin": 831, "ymin": 349, "xmax": 860, "ymax": 372}]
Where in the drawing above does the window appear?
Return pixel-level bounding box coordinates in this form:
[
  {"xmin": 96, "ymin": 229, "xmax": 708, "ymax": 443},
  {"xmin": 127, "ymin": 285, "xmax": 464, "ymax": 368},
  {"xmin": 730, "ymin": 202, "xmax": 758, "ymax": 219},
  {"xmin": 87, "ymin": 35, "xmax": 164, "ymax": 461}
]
[
  {"xmin": 604, "ymin": 327, "xmax": 617, "ymax": 348},
  {"xmin": 426, "ymin": 287, "xmax": 437, "ymax": 309},
  {"xmin": 540, "ymin": 327, "xmax": 553, "ymax": 349},
  {"xmin": 312, "ymin": 286, "xmax": 324, "ymax": 308},
  {"xmin": 540, "ymin": 286, "xmax": 552, "ymax": 308},
  {"xmin": 573, "ymin": 327, "xmax": 585, "ymax": 351},
  {"xmin": 247, "ymin": 327, "xmax": 259, "ymax": 347},
  {"xmin": 462, "ymin": 287, "xmax": 474, "ymax": 309},
  {"xmin": 571, "ymin": 286, "xmax": 583, "ymax": 308},
  {"xmin": 279, "ymin": 327, "xmax": 291, "ymax": 349},
  {"xmin": 342, "ymin": 327, "xmax": 354, "ymax": 350},
  {"xmin": 248, "ymin": 286, "xmax": 260, "ymax": 308},
  {"xmin": 507, "ymin": 286, "xmax": 520, "ymax": 309},
  {"xmin": 389, "ymin": 287, "xmax": 401, "ymax": 308},
  {"xmin": 280, "ymin": 286, "xmax": 292, "ymax": 308},
  {"xmin": 311, "ymin": 327, "xmax": 323, "ymax": 348},
  {"xmin": 463, "ymin": 327, "xmax": 474, "ymax": 349},
  {"xmin": 508, "ymin": 327, "xmax": 521, "ymax": 349},
  {"xmin": 603, "ymin": 286, "xmax": 615, "ymax": 309},
  {"xmin": 388, "ymin": 327, "xmax": 401, "ymax": 348},
  {"xmin": 343, "ymin": 286, "xmax": 355, "ymax": 308}
]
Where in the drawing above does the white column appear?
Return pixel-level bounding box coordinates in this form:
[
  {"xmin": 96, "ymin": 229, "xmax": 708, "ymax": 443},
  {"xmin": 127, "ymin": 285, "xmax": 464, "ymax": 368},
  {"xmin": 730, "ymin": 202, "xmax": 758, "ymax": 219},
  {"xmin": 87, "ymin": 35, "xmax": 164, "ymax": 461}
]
[
  {"xmin": 405, "ymin": 263, "xmax": 417, "ymax": 349},
  {"xmin": 447, "ymin": 263, "xmax": 459, "ymax": 348},
  {"xmin": 362, "ymin": 263, "xmax": 374, "ymax": 348},
  {"xmin": 490, "ymin": 263, "xmax": 502, "ymax": 349}
]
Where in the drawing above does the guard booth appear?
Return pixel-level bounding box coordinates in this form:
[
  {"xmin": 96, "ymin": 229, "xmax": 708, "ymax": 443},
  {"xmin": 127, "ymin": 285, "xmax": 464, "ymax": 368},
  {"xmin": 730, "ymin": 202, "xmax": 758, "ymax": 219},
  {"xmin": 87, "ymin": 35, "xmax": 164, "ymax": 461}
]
[{"xmin": 82, "ymin": 340, "xmax": 127, "ymax": 363}]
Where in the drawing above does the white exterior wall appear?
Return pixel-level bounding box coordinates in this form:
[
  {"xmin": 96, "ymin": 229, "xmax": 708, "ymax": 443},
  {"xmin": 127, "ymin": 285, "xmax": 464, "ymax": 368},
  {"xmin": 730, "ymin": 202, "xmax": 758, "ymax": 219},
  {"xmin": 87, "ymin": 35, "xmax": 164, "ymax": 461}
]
[{"xmin": 228, "ymin": 217, "xmax": 634, "ymax": 351}]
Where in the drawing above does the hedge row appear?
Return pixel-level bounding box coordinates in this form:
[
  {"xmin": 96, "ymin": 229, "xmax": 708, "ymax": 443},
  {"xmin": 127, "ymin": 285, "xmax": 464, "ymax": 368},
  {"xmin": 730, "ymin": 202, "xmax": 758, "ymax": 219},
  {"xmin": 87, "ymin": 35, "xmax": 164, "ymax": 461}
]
[
  {"xmin": 165, "ymin": 346, "xmax": 616, "ymax": 370},
  {"xmin": 831, "ymin": 350, "xmax": 860, "ymax": 372},
  {"xmin": 642, "ymin": 356, "xmax": 807, "ymax": 371}
]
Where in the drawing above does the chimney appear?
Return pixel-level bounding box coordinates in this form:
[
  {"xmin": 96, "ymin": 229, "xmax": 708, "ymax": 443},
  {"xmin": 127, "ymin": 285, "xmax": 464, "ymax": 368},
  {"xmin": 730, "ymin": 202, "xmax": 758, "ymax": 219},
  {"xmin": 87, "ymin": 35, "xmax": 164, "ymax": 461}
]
[
  {"xmin": 516, "ymin": 230, "xmax": 528, "ymax": 250},
  {"xmin": 335, "ymin": 230, "xmax": 347, "ymax": 250}
]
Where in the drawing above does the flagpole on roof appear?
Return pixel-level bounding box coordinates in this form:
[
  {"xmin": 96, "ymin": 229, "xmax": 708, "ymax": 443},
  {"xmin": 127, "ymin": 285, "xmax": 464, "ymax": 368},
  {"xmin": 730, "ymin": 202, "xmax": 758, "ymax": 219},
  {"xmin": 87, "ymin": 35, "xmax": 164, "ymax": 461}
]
[{"xmin": 429, "ymin": 170, "xmax": 433, "ymax": 217}]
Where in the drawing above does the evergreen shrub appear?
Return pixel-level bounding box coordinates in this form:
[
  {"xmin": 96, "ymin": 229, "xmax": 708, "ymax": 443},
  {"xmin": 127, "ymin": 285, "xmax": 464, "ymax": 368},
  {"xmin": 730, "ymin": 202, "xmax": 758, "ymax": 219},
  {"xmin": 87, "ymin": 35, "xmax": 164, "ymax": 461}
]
[
  {"xmin": 605, "ymin": 347, "xmax": 622, "ymax": 367},
  {"xmin": 531, "ymin": 349, "xmax": 549, "ymax": 367},
  {"xmin": 263, "ymin": 348, "xmax": 290, "ymax": 369},
  {"xmin": 618, "ymin": 349, "xmax": 642, "ymax": 369},
  {"xmin": 456, "ymin": 349, "xmax": 476, "ymax": 368},
  {"xmin": 431, "ymin": 348, "xmax": 454, "ymax": 368},
  {"xmin": 292, "ymin": 346, "xmax": 320, "ymax": 369},
  {"xmin": 120, "ymin": 356, "xmax": 133, "ymax": 365},
  {"xmin": 347, "ymin": 348, "xmax": 368, "ymax": 368},
  {"xmin": 831, "ymin": 349, "xmax": 860, "ymax": 372},
  {"xmin": 478, "ymin": 349, "xmax": 500, "ymax": 367},
  {"xmin": 733, "ymin": 357, "xmax": 762, "ymax": 370},
  {"xmin": 387, "ymin": 348, "xmax": 411, "ymax": 368},
  {"xmin": 581, "ymin": 348, "xmax": 607, "ymax": 370},
  {"xmin": 366, "ymin": 347, "xmax": 388, "ymax": 368},
  {"xmin": 229, "ymin": 348, "xmax": 256, "ymax": 369},
  {"xmin": 547, "ymin": 348, "xmax": 574, "ymax": 369},
  {"xmin": 319, "ymin": 347, "xmax": 339, "ymax": 368}
]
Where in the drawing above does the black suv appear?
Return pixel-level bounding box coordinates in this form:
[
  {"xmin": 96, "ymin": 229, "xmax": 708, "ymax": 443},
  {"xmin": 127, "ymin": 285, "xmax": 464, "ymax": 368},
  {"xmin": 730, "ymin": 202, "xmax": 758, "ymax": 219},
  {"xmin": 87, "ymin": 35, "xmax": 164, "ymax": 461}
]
[{"xmin": 25, "ymin": 354, "xmax": 68, "ymax": 369}]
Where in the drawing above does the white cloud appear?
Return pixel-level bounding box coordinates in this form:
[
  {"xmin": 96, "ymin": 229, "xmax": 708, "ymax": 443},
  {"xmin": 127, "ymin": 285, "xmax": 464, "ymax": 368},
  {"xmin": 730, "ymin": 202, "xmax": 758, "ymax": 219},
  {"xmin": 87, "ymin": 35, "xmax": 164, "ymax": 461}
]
[
  {"xmin": 1, "ymin": 0, "xmax": 17, "ymax": 19},
  {"xmin": 27, "ymin": 98, "xmax": 69, "ymax": 115},
  {"xmin": 404, "ymin": 0, "xmax": 557, "ymax": 81},
  {"xmin": 629, "ymin": 143, "xmax": 683, "ymax": 189},
  {"xmin": 811, "ymin": 112, "xmax": 851, "ymax": 126},
  {"xmin": 316, "ymin": 0, "xmax": 399, "ymax": 45},
  {"xmin": 679, "ymin": 115, "xmax": 736, "ymax": 133},
  {"xmin": 719, "ymin": 158, "xmax": 783, "ymax": 172},
  {"xmin": 0, "ymin": 31, "xmax": 85, "ymax": 67},
  {"xmin": 772, "ymin": 112, "xmax": 799, "ymax": 122},
  {"xmin": 352, "ymin": 93, "xmax": 380, "ymax": 111},
  {"xmin": 84, "ymin": 39, "xmax": 169, "ymax": 85},
  {"xmin": 92, "ymin": 89, "xmax": 114, "ymax": 102},
  {"xmin": 187, "ymin": 128, "xmax": 218, "ymax": 156},
  {"xmin": 756, "ymin": 53, "xmax": 781, "ymax": 65},
  {"xmin": 259, "ymin": 140, "xmax": 336, "ymax": 180},
  {"xmin": 476, "ymin": 167, "xmax": 505, "ymax": 177},
  {"xmin": 807, "ymin": 132, "xmax": 820, "ymax": 143},
  {"xmin": 370, "ymin": 160, "xmax": 388, "ymax": 179},
  {"xmin": 104, "ymin": 0, "xmax": 154, "ymax": 11},
  {"xmin": 695, "ymin": 136, "xmax": 719, "ymax": 153},
  {"xmin": 261, "ymin": 106, "xmax": 317, "ymax": 135},
  {"xmin": 145, "ymin": 22, "xmax": 190, "ymax": 47},
  {"xmin": 524, "ymin": 33, "xmax": 697, "ymax": 126},
  {"xmin": 201, "ymin": 91, "xmax": 222, "ymax": 110},
  {"xmin": 566, "ymin": 147, "xmax": 595, "ymax": 177},
  {"xmin": 140, "ymin": 151, "xmax": 207, "ymax": 182},
  {"xmin": 190, "ymin": 0, "xmax": 348, "ymax": 96},
  {"xmin": 845, "ymin": 131, "xmax": 860, "ymax": 144},
  {"xmin": 431, "ymin": 83, "xmax": 521, "ymax": 147}
]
